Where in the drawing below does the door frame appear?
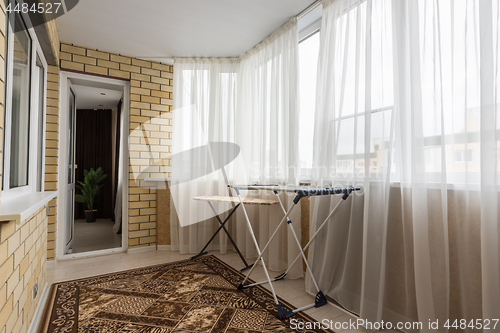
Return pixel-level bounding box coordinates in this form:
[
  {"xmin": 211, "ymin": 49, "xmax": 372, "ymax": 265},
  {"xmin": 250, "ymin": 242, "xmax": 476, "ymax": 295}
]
[
  {"xmin": 64, "ymin": 84, "xmax": 77, "ymax": 254},
  {"xmin": 57, "ymin": 71, "xmax": 130, "ymax": 260}
]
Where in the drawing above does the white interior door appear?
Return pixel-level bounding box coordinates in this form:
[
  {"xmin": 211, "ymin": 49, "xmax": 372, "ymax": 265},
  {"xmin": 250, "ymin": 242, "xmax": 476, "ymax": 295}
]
[{"xmin": 65, "ymin": 86, "xmax": 77, "ymax": 254}]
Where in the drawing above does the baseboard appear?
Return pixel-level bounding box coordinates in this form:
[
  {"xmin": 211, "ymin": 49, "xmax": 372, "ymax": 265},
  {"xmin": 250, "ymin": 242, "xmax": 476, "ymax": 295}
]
[
  {"xmin": 27, "ymin": 284, "xmax": 50, "ymax": 333},
  {"xmin": 305, "ymin": 288, "xmax": 413, "ymax": 333},
  {"xmin": 156, "ymin": 245, "xmax": 171, "ymax": 251},
  {"xmin": 127, "ymin": 245, "xmax": 157, "ymax": 254}
]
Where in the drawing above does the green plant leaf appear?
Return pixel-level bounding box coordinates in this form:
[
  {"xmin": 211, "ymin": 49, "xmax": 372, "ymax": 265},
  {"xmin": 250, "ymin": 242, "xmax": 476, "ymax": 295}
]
[
  {"xmin": 75, "ymin": 194, "xmax": 85, "ymax": 203},
  {"xmin": 75, "ymin": 167, "xmax": 107, "ymax": 210}
]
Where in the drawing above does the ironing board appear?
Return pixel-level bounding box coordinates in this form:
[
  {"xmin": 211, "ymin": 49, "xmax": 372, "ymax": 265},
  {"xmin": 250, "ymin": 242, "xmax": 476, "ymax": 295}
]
[
  {"xmin": 228, "ymin": 184, "xmax": 361, "ymax": 319},
  {"xmin": 191, "ymin": 195, "xmax": 278, "ymax": 271}
]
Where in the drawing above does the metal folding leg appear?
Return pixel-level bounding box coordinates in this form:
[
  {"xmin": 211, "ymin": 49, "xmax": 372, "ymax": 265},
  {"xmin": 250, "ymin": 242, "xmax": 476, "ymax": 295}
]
[
  {"xmin": 277, "ymin": 198, "xmax": 344, "ymax": 281},
  {"xmin": 234, "ymin": 189, "xmax": 304, "ymax": 319},
  {"xmin": 190, "ymin": 202, "xmax": 252, "ymax": 272},
  {"xmin": 234, "ymin": 186, "xmax": 356, "ymax": 319},
  {"xmin": 233, "ymin": 188, "xmax": 283, "ymax": 307},
  {"xmin": 272, "ymin": 191, "xmax": 327, "ymax": 314}
]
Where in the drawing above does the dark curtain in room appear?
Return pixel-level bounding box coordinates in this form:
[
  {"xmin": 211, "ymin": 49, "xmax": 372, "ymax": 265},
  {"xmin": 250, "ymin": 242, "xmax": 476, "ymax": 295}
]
[{"xmin": 75, "ymin": 109, "xmax": 113, "ymax": 220}]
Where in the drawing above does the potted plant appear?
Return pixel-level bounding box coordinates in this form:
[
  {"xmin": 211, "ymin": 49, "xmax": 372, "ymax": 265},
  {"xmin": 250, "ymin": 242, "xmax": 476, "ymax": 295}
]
[{"xmin": 75, "ymin": 167, "xmax": 107, "ymax": 222}]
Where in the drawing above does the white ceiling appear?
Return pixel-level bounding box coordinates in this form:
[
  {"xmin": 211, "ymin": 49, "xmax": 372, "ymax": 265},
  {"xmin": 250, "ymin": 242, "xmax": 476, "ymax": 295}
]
[
  {"xmin": 71, "ymin": 79, "xmax": 123, "ymax": 109},
  {"xmin": 56, "ymin": 0, "xmax": 317, "ymax": 62}
]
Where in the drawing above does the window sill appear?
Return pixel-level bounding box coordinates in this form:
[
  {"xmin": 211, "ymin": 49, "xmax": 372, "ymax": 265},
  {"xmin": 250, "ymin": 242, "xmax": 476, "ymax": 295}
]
[
  {"xmin": 0, "ymin": 191, "xmax": 57, "ymax": 225},
  {"xmin": 144, "ymin": 177, "xmax": 171, "ymax": 182}
]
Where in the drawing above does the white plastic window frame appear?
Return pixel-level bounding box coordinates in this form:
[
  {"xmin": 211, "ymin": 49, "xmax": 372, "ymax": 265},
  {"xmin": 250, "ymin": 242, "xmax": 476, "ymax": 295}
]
[
  {"xmin": 2, "ymin": 0, "xmax": 48, "ymax": 199},
  {"xmin": 297, "ymin": 17, "xmax": 321, "ymax": 183}
]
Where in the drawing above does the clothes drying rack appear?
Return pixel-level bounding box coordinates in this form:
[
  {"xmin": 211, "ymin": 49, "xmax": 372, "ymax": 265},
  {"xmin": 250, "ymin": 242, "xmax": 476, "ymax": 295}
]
[
  {"xmin": 190, "ymin": 195, "xmax": 279, "ymax": 272},
  {"xmin": 228, "ymin": 184, "xmax": 361, "ymax": 319}
]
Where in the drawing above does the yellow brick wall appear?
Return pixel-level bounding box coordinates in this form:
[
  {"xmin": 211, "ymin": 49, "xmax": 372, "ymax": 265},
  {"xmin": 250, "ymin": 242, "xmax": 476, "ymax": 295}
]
[
  {"xmin": 0, "ymin": 4, "xmax": 58, "ymax": 333},
  {"xmin": 59, "ymin": 43, "xmax": 173, "ymax": 249},
  {"xmin": 45, "ymin": 65, "xmax": 59, "ymax": 261},
  {"xmin": 0, "ymin": 208, "xmax": 48, "ymax": 333},
  {"xmin": 0, "ymin": 1, "xmax": 5, "ymax": 192}
]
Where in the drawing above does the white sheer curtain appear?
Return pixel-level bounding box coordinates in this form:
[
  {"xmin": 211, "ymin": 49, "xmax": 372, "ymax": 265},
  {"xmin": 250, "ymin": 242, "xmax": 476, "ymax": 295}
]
[
  {"xmin": 170, "ymin": 58, "xmax": 240, "ymax": 254},
  {"xmin": 237, "ymin": 18, "xmax": 300, "ymax": 185},
  {"xmin": 307, "ymin": 0, "xmax": 394, "ymax": 321},
  {"xmin": 235, "ymin": 18, "xmax": 302, "ymax": 276},
  {"xmin": 171, "ymin": 19, "xmax": 303, "ymax": 277},
  {"xmin": 308, "ymin": 0, "xmax": 500, "ymax": 331}
]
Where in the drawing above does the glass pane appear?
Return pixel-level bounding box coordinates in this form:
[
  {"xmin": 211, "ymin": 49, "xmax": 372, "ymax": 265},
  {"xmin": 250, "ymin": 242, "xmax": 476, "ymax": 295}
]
[
  {"xmin": 68, "ymin": 89, "xmax": 75, "ymax": 184},
  {"xmin": 66, "ymin": 189, "xmax": 74, "ymax": 246},
  {"xmin": 298, "ymin": 31, "xmax": 320, "ymax": 176},
  {"xmin": 335, "ymin": 117, "xmax": 355, "ymax": 177},
  {"xmin": 36, "ymin": 56, "xmax": 44, "ymax": 191},
  {"xmin": 9, "ymin": 12, "xmax": 32, "ymax": 189},
  {"xmin": 370, "ymin": 109, "xmax": 392, "ymax": 177}
]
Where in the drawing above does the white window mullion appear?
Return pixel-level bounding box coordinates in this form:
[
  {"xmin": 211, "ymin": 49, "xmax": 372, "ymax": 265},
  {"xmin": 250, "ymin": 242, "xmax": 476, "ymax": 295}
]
[
  {"xmin": 3, "ymin": 10, "xmax": 15, "ymax": 191},
  {"xmin": 36, "ymin": 57, "xmax": 48, "ymax": 192},
  {"xmin": 28, "ymin": 40, "xmax": 38, "ymax": 193}
]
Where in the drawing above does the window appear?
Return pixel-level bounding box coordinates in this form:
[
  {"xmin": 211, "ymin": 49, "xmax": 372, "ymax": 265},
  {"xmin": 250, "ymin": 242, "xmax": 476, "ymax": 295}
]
[
  {"xmin": 454, "ymin": 150, "xmax": 473, "ymax": 163},
  {"xmin": 35, "ymin": 56, "xmax": 46, "ymax": 191},
  {"xmin": 323, "ymin": 1, "xmax": 394, "ymax": 181},
  {"xmin": 298, "ymin": 30, "xmax": 320, "ymax": 180},
  {"xmin": 7, "ymin": 12, "xmax": 31, "ymax": 189},
  {"xmin": 305, "ymin": 0, "xmax": 499, "ymax": 186},
  {"xmin": 336, "ymin": 160, "xmax": 353, "ymax": 173},
  {"xmin": 2, "ymin": 5, "xmax": 47, "ymax": 195}
]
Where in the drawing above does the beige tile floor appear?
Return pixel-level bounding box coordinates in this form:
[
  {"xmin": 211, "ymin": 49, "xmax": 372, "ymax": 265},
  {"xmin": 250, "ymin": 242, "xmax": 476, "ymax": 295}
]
[
  {"xmin": 47, "ymin": 250, "xmax": 399, "ymax": 333},
  {"xmin": 70, "ymin": 219, "xmax": 121, "ymax": 254}
]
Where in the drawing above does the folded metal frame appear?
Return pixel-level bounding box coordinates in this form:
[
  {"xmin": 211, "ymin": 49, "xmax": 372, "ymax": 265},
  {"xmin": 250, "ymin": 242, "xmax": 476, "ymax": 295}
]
[{"xmin": 228, "ymin": 184, "xmax": 361, "ymax": 319}]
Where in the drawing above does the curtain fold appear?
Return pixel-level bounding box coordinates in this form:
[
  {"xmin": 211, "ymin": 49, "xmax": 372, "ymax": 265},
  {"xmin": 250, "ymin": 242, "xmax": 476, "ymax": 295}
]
[
  {"xmin": 478, "ymin": 0, "xmax": 500, "ymax": 322},
  {"xmin": 235, "ymin": 18, "xmax": 302, "ymax": 275},
  {"xmin": 308, "ymin": 0, "xmax": 500, "ymax": 331},
  {"xmin": 171, "ymin": 20, "xmax": 303, "ymax": 277},
  {"xmin": 307, "ymin": 0, "xmax": 395, "ymax": 321},
  {"xmin": 170, "ymin": 58, "xmax": 240, "ymax": 254}
]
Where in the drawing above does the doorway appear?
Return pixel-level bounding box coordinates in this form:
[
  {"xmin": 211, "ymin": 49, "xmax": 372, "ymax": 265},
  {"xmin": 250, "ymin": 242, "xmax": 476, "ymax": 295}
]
[{"xmin": 57, "ymin": 72, "xmax": 129, "ymax": 259}]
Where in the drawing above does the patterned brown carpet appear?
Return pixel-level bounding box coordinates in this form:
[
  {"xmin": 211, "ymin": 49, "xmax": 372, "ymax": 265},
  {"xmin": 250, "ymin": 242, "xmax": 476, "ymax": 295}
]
[{"xmin": 39, "ymin": 255, "xmax": 332, "ymax": 333}]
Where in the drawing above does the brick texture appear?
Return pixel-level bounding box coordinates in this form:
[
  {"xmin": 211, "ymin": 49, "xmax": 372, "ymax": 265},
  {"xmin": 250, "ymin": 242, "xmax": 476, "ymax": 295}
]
[
  {"xmin": 59, "ymin": 43, "xmax": 173, "ymax": 250},
  {"xmin": 0, "ymin": 3, "xmax": 58, "ymax": 332},
  {"xmin": 0, "ymin": 208, "xmax": 48, "ymax": 333},
  {"xmin": 0, "ymin": 3, "xmax": 5, "ymax": 190},
  {"xmin": 45, "ymin": 66, "xmax": 59, "ymax": 261}
]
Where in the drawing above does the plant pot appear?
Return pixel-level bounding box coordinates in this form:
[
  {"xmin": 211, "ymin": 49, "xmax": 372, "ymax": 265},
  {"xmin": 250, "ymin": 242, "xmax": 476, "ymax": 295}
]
[{"xmin": 85, "ymin": 210, "xmax": 97, "ymax": 223}]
